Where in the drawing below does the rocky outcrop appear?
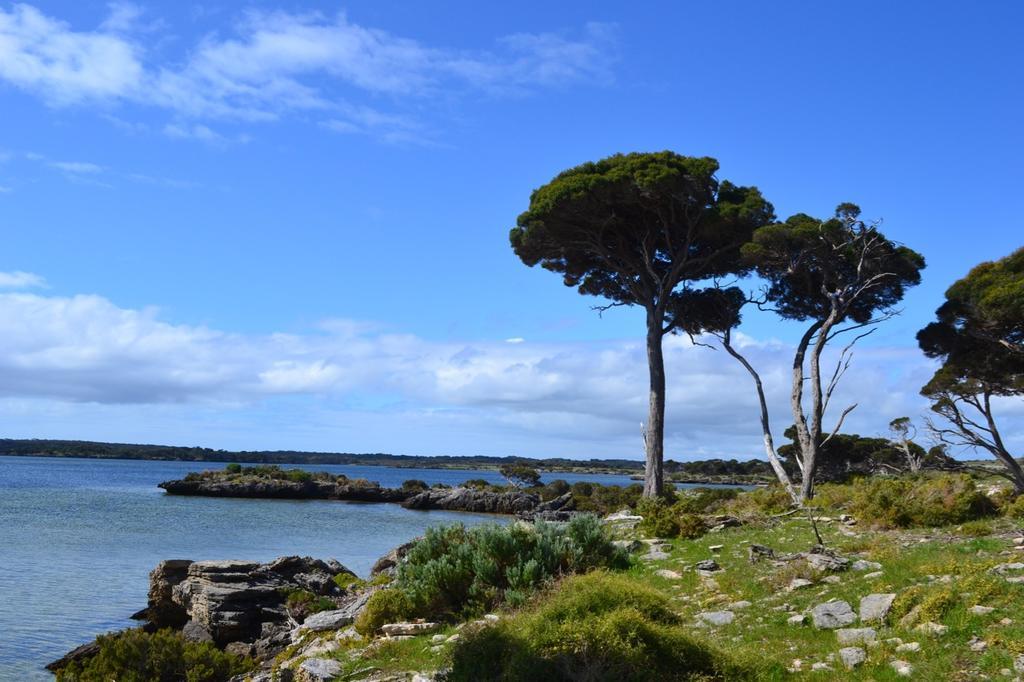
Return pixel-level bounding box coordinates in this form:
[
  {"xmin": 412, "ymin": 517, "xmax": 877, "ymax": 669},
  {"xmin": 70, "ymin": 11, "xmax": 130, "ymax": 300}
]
[
  {"xmin": 50, "ymin": 554, "xmax": 370, "ymax": 673},
  {"xmin": 401, "ymin": 487, "xmax": 540, "ymax": 514},
  {"xmin": 146, "ymin": 556, "xmax": 355, "ymax": 646},
  {"xmin": 160, "ymin": 475, "xmax": 547, "ymax": 516},
  {"xmin": 159, "ymin": 477, "xmax": 408, "ymax": 503}
]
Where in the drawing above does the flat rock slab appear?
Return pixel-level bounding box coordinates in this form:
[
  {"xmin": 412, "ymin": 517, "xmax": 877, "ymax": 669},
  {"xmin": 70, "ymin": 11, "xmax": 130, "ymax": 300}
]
[
  {"xmin": 836, "ymin": 627, "xmax": 877, "ymax": 645},
  {"xmin": 381, "ymin": 621, "xmax": 442, "ymax": 636},
  {"xmin": 840, "ymin": 647, "xmax": 866, "ymax": 669},
  {"xmin": 860, "ymin": 593, "xmax": 896, "ymax": 623},
  {"xmin": 655, "ymin": 569, "xmax": 682, "ymax": 580},
  {"xmin": 852, "ymin": 560, "xmax": 882, "ymax": 572},
  {"xmin": 302, "ymin": 609, "xmax": 355, "ymax": 632},
  {"xmin": 697, "ymin": 610, "xmax": 735, "ymax": 626},
  {"xmin": 297, "ymin": 658, "xmax": 342, "ymax": 682},
  {"xmin": 810, "ymin": 601, "xmax": 856, "ymax": 629}
]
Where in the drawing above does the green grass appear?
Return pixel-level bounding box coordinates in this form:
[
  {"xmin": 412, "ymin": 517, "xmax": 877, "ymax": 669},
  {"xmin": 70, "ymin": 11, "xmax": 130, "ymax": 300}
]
[{"xmin": 328, "ymin": 514, "xmax": 1024, "ymax": 681}]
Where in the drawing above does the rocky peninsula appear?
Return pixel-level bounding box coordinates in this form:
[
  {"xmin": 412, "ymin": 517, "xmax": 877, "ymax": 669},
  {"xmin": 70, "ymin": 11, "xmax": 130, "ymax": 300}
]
[{"xmin": 158, "ymin": 465, "xmax": 577, "ymax": 517}]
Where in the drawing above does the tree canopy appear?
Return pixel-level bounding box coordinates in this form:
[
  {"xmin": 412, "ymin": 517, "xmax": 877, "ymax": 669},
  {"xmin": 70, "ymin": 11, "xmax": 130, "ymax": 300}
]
[{"xmin": 510, "ymin": 151, "xmax": 774, "ymax": 498}]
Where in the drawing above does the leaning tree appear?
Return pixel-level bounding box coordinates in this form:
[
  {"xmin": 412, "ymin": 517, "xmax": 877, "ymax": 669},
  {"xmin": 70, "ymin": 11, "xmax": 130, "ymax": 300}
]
[
  {"xmin": 679, "ymin": 204, "xmax": 925, "ymax": 502},
  {"xmin": 510, "ymin": 152, "xmax": 774, "ymax": 497},
  {"xmin": 918, "ymin": 247, "xmax": 1024, "ymax": 493}
]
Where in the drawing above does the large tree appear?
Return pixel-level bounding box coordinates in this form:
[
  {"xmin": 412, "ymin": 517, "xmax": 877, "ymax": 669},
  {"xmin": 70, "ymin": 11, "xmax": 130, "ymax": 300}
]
[
  {"xmin": 688, "ymin": 205, "xmax": 924, "ymax": 502},
  {"xmin": 918, "ymin": 247, "xmax": 1024, "ymax": 492},
  {"xmin": 510, "ymin": 152, "xmax": 773, "ymax": 497}
]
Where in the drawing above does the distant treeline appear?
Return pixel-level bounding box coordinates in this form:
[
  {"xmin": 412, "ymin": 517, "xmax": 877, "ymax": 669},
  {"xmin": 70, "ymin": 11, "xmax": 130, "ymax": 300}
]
[{"xmin": 0, "ymin": 438, "xmax": 778, "ymax": 476}]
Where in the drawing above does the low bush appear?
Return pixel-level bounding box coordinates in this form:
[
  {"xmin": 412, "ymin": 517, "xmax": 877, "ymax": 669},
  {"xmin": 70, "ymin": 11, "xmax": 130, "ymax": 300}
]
[
  {"xmin": 283, "ymin": 589, "xmax": 335, "ymax": 619},
  {"xmin": 401, "ymin": 479, "xmax": 429, "ymax": 493},
  {"xmin": 673, "ymin": 487, "xmax": 739, "ymax": 514},
  {"xmin": 224, "ymin": 462, "xmax": 242, "ymax": 474},
  {"xmin": 55, "ymin": 628, "xmax": 252, "ymax": 682},
  {"xmin": 1002, "ymin": 494, "xmax": 1024, "ymax": 519},
  {"xmin": 355, "ymin": 588, "xmax": 413, "ymax": 636},
  {"xmin": 636, "ymin": 498, "xmax": 680, "ymax": 538},
  {"xmin": 380, "ymin": 515, "xmax": 628, "ymax": 625},
  {"xmin": 676, "ymin": 513, "xmax": 708, "ymax": 539},
  {"xmin": 447, "ymin": 571, "xmax": 743, "ymax": 681},
  {"xmin": 849, "ymin": 474, "xmax": 996, "ymax": 528},
  {"xmin": 720, "ymin": 485, "xmax": 794, "ymax": 517}
]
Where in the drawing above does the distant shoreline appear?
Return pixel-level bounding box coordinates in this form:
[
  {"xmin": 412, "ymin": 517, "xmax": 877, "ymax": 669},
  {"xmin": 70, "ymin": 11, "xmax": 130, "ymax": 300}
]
[{"xmin": 0, "ymin": 438, "xmax": 775, "ymax": 484}]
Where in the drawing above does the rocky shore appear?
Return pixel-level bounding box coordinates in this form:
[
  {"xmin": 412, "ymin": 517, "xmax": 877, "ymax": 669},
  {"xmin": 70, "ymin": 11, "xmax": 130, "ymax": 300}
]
[
  {"xmin": 159, "ymin": 474, "xmax": 577, "ymax": 517},
  {"xmin": 48, "ymin": 554, "xmax": 392, "ymax": 680}
]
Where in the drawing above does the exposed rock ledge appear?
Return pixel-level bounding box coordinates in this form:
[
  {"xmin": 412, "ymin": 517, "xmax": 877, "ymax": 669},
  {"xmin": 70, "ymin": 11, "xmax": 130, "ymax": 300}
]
[
  {"xmin": 159, "ymin": 477, "xmax": 552, "ymax": 516},
  {"xmin": 49, "ymin": 555, "xmax": 374, "ymax": 673}
]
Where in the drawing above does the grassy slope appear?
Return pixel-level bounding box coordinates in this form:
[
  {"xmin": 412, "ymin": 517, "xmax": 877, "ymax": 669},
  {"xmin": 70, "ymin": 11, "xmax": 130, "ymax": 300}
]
[{"xmin": 331, "ymin": 517, "xmax": 1024, "ymax": 680}]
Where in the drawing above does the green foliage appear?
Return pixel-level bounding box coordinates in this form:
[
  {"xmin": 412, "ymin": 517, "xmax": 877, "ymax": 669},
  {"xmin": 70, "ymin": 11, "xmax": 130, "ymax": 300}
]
[
  {"xmin": 393, "ymin": 516, "xmax": 628, "ymax": 621},
  {"xmin": 721, "ymin": 484, "xmax": 794, "ymax": 516},
  {"xmin": 636, "ymin": 498, "xmax": 680, "ymax": 538},
  {"xmin": 224, "ymin": 462, "xmax": 242, "ymax": 474},
  {"xmin": 283, "ymin": 589, "xmax": 335, "ymax": 618},
  {"xmin": 743, "ymin": 205, "xmax": 924, "ymax": 325},
  {"xmin": 285, "ymin": 468, "xmax": 312, "ymax": 483},
  {"xmin": 355, "ymin": 588, "xmax": 414, "ymax": 636},
  {"xmin": 401, "ymin": 479, "xmax": 428, "ymax": 492},
  {"xmin": 55, "ymin": 628, "xmax": 252, "ymax": 682},
  {"xmin": 673, "ymin": 487, "xmax": 739, "ymax": 514},
  {"xmin": 676, "ymin": 513, "xmax": 708, "ymax": 539},
  {"xmin": 498, "ymin": 463, "xmax": 542, "ymax": 488},
  {"xmin": 849, "ymin": 474, "xmax": 996, "ymax": 528},
  {"xmin": 919, "ymin": 246, "xmax": 1024, "ymax": 393},
  {"xmin": 537, "ymin": 479, "xmax": 571, "ymax": 501},
  {"xmin": 447, "ymin": 571, "xmax": 741, "ymax": 682},
  {"xmin": 569, "ymin": 481, "xmax": 678, "ymax": 516},
  {"xmin": 1003, "ymin": 494, "xmax": 1024, "ymax": 519}
]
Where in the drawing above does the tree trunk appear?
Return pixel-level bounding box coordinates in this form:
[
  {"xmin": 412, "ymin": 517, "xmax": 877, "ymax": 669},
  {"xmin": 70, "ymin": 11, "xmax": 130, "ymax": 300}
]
[
  {"xmin": 983, "ymin": 393, "xmax": 1024, "ymax": 494},
  {"xmin": 791, "ymin": 321, "xmax": 822, "ymax": 502},
  {"xmin": 720, "ymin": 333, "xmax": 799, "ymax": 504},
  {"xmin": 643, "ymin": 314, "xmax": 666, "ymax": 499}
]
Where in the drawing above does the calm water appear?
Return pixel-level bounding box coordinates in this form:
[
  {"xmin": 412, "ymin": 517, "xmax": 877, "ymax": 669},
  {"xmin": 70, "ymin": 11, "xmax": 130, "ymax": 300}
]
[{"xmin": 0, "ymin": 456, "xmax": 643, "ymax": 680}]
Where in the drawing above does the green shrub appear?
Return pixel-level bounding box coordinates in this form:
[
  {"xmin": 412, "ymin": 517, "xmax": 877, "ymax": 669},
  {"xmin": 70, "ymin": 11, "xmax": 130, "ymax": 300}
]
[
  {"xmin": 849, "ymin": 474, "xmax": 996, "ymax": 528},
  {"xmin": 283, "ymin": 589, "xmax": 335, "ymax": 619},
  {"xmin": 447, "ymin": 572, "xmax": 741, "ymax": 682},
  {"xmin": 721, "ymin": 485, "xmax": 794, "ymax": 517},
  {"xmin": 676, "ymin": 513, "xmax": 707, "ymax": 539},
  {"xmin": 673, "ymin": 487, "xmax": 738, "ymax": 514},
  {"xmin": 957, "ymin": 519, "xmax": 995, "ymax": 537},
  {"xmin": 1003, "ymin": 494, "xmax": 1024, "ymax": 519},
  {"xmin": 636, "ymin": 498, "xmax": 680, "ymax": 538},
  {"xmin": 224, "ymin": 462, "xmax": 242, "ymax": 474},
  {"xmin": 570, "ymin": 482, "xmax": 649, "ymax": 516},
  {"xmin": 394, "ymin": 515, "xmax": 628, "ymax": 621},
  {"xmin": 355, "ymin": 588, "xmax": 413, "ymax": 635},
  {"xmin": 401, "ymin": 479, "xmax": 428, "ymax": 492},
  {"xmin": 538, "ymin": 479, "xmax": 570, "ymax": 501},
  {"xmin": 55, "ymin": 628, "xmax": 252, "ymax": 682},
  {"xmin": 285, "ymin": 468, "xmax": 313, "ymax": 483}
]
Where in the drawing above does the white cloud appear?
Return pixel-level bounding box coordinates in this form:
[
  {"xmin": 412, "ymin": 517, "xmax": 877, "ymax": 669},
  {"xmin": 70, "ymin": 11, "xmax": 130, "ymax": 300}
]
[
  {"xmin": 0, "ymin": 5, "xmax": 616, "ymax": 141},
  {"xmin": 0, "ymin": 185, "xmax": 11, "ymax": 193},
  {"xmin": 0, "ymin": 3, "xmax": 143, "ymax": 103},
  {"xmin": 49, "ymin": 160, "xmax": 103, "ymax": 174},
  {"xmin": 0, "ymin": 285, "xmax": 980, "ymax": 460},
  {"xmin": 0, "ymin": 271, "xmax": 45, "ymax": 288}
]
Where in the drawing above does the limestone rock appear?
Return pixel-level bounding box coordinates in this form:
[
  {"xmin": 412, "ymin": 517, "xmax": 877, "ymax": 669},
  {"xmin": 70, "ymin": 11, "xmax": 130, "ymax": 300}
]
[
  {"xmin": 915, "ymin": 621, "xmax": 948, "ymax": 636},
  {"xmin": 697, "ymin": 610, "xmax": 735, "ymax": 626},
  {"xmin": 810, "ymin": 601, "xmax": 856, "ymax": 629},
  {"xmin": 381, "ymin": 621, "xmax": 442, "ymax": 636},
  {"xmin": 836, "ymin": 628, "xmax": 877, "ymax": 645},
  {"xmin": 859, "ymin": 593, "xmax": 896, "ymax": 623},
  {"xmin": 655, "ymin": 569, "xmax": 682, "ymax": 580},
  {"xmin": 969, "ymin": 605, "xmax": 995, "ymax": 616},
  {"xmin": 891, "ymin": 659, "xmax": 913, "ymax": 676},
  {"xmin": 297, "ymin": 657, "xmax": 342, "ymax": 682},
  {"xmin": 852, "ymin": 559, "xmax": 882, "ymax": 572},
  {"xmin": 839, "ymin": 647, "xmax": 866, "ymax": 669},
  {"xmin": 895, "ymin": 642, "xmax": 920, "ymax": 653}
]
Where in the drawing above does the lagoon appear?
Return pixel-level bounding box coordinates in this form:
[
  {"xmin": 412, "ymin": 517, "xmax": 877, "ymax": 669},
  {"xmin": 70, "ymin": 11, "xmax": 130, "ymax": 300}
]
[{"xmin": 0, "ymin": 455, "xmax": 642, "ymax": 679}]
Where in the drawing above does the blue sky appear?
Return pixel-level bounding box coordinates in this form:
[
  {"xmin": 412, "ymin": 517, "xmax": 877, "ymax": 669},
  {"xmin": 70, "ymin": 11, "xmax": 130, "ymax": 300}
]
[{"xmin": 0, "ymin": 1, "xmax": 1021, "ymax": 460}]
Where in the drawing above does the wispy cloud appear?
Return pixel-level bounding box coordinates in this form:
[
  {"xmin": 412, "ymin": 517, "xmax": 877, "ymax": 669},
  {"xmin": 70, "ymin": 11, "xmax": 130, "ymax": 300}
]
[
  {"xmin": 0, "ymin": 4, "xmax": 617, "ymax": 143},
  {"xmin": 0, "ymin": 284, "xmax": 969, "ymax": 460},
  {"xmin": 48, "ymin": 160, "xmax": 104, "ymax": 174},
  {"xmin": 0, "ymin": 271, "xmax": 46, "ymax": 288}
]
